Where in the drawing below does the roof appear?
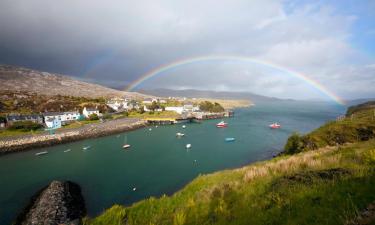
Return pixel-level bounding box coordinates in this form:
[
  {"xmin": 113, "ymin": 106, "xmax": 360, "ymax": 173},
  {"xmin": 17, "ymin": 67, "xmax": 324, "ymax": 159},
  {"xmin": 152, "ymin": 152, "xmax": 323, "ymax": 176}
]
[
  {"xmin": 43, "ymin": 112, "xmax": 64, "ymax": 116},
  {"xmin": 85, "ymin": 107, "xmax": 98, "ymax": 111},
  {"xmin": 6, "ymin": 114, "xmax": 42, "ymax": 121}
]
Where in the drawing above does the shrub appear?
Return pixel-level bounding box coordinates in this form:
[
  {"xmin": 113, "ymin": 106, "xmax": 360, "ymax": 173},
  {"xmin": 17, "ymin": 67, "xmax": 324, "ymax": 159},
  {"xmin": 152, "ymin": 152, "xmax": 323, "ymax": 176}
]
[
  {"xmin": 8, "ymin": 121, "xmax": 43, "ymax": 131},
  {"xmin": 88, "ymin": 113, "xmax": 99, "ymax": 121},
  {"xmin": 284, "ymin": 133, "xmax": 303, "ymax": 154},
  {"xmin": 102, "ymin": 114, "xmax": 113, "ymax": 120}
]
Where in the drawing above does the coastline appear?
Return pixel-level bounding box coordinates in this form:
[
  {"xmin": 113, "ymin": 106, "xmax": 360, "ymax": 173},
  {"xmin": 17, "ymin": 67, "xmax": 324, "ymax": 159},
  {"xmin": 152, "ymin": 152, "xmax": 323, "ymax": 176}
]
[{"xmin": 0, "ymin": 118, "xmax": 147, "ymax": 155}]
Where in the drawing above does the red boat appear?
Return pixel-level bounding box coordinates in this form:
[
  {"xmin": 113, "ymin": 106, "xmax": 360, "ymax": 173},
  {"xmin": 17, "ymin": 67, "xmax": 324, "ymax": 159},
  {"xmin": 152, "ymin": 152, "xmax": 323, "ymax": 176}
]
[
  {"xmin": 216, "ymin": 121, "xmax": 228, "ymax": 128},
  {"xmin": 269, "ymin": 123, "xmax": 281, "ymax": 129}
]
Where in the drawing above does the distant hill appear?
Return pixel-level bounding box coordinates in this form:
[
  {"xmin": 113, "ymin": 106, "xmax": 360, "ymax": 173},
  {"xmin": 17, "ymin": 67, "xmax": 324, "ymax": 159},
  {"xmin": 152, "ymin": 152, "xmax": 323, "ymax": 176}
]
[
  {"xmin": 0, "ymin": 65, "xmax": 149, "ymax": 99},
  {"xmin": 139, "ymin": 88, "xmax": 286, "ymax": 103}
]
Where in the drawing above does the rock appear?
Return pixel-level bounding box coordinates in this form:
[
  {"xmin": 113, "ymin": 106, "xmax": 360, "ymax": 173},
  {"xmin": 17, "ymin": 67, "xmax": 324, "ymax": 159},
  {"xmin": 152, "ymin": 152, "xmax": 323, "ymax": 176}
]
[{"xmin": 14, "ymin": 181, "xmax": 86, "ymax": 225}]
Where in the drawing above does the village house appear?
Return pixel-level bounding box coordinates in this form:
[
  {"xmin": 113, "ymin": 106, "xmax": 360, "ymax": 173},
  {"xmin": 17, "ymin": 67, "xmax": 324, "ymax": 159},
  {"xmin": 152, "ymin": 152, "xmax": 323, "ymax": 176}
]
[
  {"xmin": 45, "ymin": 117, "xmax": 62, "ymax": 129},
  {"xmin": 43, "ymin": 111, "xmax": 80, "ymax": 125},
  {"xmin": 183, "ymin": 102, "xmax": 200, "ymax": 112},
  {"xmin": 142, "ymin": 98, "xmax": 159, "ymax": 104},
  {"xmin": 5, "ymin": 114, "xmax": 44, "ymax": 126},
  {"xmin": 106, "ymin": 98, "xmax": 127, "ymax": 111},
  {"xmin": 82, "ymin": 107, "xmax": 100, "ymax": 118},
  {"xmin": 165, "ymin": 106, "xmax": 184, "ymax": 114}
]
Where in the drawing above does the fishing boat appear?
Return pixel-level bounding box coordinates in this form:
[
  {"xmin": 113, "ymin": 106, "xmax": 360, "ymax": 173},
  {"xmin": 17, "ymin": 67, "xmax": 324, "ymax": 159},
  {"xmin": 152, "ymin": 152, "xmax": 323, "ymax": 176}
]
[
  {"xmin": 186, "ymin": 144, "xmax": 192, "ymax": 149},
  {"xmin": 82, "ymin": 146, "xmax": 91, "ymax": 150},
  {"xmin": 269, "ymin": 123, "xmax": 281, "ymax": 129},
  {"xmin": 225, "ymin": 137, "xmax": 236, "ymax": 142},
  {"xmin": 63, "ymin": 149, "xmax": 71, "ymax": 153},
  {"xmin": 35, "ymin": 151, "xmax": 48, "ymax": 156},
  {"xmin": 176, "ymin": 132, "xmax": 185, "ymax": 137},
  {"xmin": 122, "ymin": 136, "xmax": 131, "ymax": 149},
  {"xmin": 216, "ymin": 121, "xmax": 227, "ymax": 128}
]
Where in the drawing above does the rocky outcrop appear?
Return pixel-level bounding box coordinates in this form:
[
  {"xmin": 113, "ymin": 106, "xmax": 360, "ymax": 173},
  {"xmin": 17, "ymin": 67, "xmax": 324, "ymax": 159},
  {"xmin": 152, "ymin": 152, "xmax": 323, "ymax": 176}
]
[{"xmin": 14, "ymin": 181, "xmax": 86, "ymax": 225}]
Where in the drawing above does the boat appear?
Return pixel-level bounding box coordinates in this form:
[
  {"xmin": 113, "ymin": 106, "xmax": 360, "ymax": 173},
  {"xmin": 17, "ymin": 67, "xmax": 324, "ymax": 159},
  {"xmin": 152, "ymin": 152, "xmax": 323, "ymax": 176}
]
[
  {"xmin": 122, "ymin": 136, "xmax": 131, "ymax": 149},
  {"xmin": 35, "ymin": 151, "xmax": 48, "ymax": 156},
  {"xmin": 82, "ymin": 146, "xmax": 91, "ymax": 150},
  {"xmin": 269, "ymin": 123, "xmax": 281, "ymax": 129},
  {"xmin": 63, "ymin": 149, "xmax": 71, "ymax": 153},
  {"xmin": 123, "ymin": 144, "xmax": 131, "ymax": 149},
  {"xmin": 216, "ymin": 121, "xmax": 227, "ymax": 128},
  {"xmin": 149, "ymin": 128, "xmax": 152, "ymax": 131},
  {"xmin": 225, "ymin": 137, "xmax": 236, "ymax": 142},
  {"xmin": 182, "ymin": 125, "xmax": 186, "ymax": 129},
  {"xmin": 176, "ymin": 132, "xmax": 185, "ymax": 137},
  {"xmin": 186, "ymin": 144, "xmax": 192, "ymax": 149},
  {"xmin": 132, "ymin": 187, "xmax": 137, "ymax": 191}
]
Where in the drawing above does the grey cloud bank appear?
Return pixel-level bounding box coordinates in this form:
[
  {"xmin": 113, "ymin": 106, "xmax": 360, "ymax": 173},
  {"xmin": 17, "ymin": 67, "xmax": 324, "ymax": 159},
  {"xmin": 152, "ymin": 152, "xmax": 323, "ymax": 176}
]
[{"xmin": 0, "ymin": 0, "xmax": 374, "ymax": 100}]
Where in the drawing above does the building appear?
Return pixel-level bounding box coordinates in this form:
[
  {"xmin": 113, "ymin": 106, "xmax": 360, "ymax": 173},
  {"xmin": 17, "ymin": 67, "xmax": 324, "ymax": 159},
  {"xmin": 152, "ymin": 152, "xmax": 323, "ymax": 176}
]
[
  {"xmin": 6, "ymin": 114, "xmax": 44, "ymax": 126},
  {"xmin": 43, "ymin": 111, "xmax": 80, "ymax": 125},
  {"xmin": 45, "ymin": 117, "xmax": 62, "ymax": 128},
  {"xmin": 83, "ymin": 107, "xmax": 100, "ymax": 118},
  {"xmin": 165, "ymin": 106, "xmax": 184, "ymax": 114},
  {"xmin": 159, "ymin": 99, "xmax": 167, "ymax": 104}
]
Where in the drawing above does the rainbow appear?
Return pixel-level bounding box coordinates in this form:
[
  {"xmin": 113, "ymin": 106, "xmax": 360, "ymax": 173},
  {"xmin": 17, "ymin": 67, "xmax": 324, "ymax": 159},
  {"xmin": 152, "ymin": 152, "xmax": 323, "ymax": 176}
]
[{"xmin": 125, "ymin": 55, "xmax": 345, "ymax": 105}]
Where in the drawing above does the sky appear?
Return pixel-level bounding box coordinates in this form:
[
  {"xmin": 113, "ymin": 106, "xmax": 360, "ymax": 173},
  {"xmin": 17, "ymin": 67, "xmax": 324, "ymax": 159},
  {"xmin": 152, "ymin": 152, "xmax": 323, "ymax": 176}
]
[{"xmin": 0, "ymin": 0, "xmax": 374, "ymax": 100}]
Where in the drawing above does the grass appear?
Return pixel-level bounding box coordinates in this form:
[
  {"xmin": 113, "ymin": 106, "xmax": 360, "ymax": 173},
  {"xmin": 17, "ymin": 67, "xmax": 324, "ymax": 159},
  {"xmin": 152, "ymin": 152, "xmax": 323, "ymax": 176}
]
[
  {"xmin": 83, "ymin": 140, "xmax": 375, "ymax": 225},
  {"xmin": 0, "ymin": 129, "xmax": 44, "ymax": 138},
  {"xmin": 127, "ymin": 111, "xmax": 180, "ymax": 119},
  {"xmin": 60, "ymin": 120, "xmax": 100, "ymax": 129}
]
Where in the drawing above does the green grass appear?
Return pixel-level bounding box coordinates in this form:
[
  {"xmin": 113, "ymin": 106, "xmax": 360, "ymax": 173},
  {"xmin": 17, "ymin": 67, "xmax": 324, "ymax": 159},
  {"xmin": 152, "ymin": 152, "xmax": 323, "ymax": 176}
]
[
  {"xmin": 0, "ymin": 129, "xmax": 44, "ymax": 137},
  {"xmin": 127, "ymin": 111, "xmax": 180, "ymax": 119},
  {"xmin": 83, "ymin": 140, "xmax": 375, "ymax": 225}
]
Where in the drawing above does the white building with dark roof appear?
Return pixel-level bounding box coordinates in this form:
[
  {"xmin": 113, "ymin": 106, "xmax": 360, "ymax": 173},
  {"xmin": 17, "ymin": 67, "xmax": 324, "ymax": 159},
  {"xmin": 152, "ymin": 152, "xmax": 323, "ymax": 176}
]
[{"xmin": 82, "ymin": 107, "xmax": 100, "ymax": 118}]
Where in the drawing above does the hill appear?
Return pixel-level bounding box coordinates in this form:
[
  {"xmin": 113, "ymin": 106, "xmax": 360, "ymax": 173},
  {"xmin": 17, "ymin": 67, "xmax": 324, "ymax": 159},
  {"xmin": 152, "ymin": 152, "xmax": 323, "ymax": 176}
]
[
  {"xmin": 0, "ymin": 65, "xmax": 149, "ymax": 99},
  {"xmin": 139, "ymin": 88, "xmax": 285, "ymax": 103},
  {"xmin": 83, "ymin": 102, "xmax": 375, "ymax": 225}
]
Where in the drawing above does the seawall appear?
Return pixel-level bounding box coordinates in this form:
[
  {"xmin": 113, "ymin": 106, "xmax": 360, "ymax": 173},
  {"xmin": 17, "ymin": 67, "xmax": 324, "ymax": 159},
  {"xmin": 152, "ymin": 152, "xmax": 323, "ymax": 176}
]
[{"xmin": 0, "ymin": 118, "xmax": 147, "ymax": 155}]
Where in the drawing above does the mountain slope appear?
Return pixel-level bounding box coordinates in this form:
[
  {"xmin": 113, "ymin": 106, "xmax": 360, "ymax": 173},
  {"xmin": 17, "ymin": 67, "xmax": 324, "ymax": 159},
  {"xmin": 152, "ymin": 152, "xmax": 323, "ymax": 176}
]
[
  {"xmin": 0, "ymin": 65, "xmax": 148, "ymax": 99},
  {"xmin": 139, "ymin": 88, "xmax": 286, "ymax": 103}
]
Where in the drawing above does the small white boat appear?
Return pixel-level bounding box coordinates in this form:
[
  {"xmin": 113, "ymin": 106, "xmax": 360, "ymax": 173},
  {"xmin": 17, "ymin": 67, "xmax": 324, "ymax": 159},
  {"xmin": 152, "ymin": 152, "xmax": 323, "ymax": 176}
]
[
  {"xmin": 35, "ymin": 151, "xmax": 48, "ymax": 156},
  {"xmin": 82, "ymin": 146, "xmax": 91, "ymax": 150},
  {"xmin": 176, "ymin": 132, "xmax": 185, "ymax": 137},
  {"xmin": 149, "ymin": 128, "xmax": 152, "ymax": 131},
  {"xmin": 123, "ymin": 144, "xmax": 131, "ymax": 149},
  {"xmin": 186, "ymin": 144, "xmax": 192, "ymax": 149},
  {"xmin": 116, "ymin": 135, "xmax": 120, "ymax": 138},
  {"xmin": 216, "ymin": 121, "xmax": 228, "ymax": 128},
  {"xmin": 225, "ymin": 137, "xmax": 236, "ymax": 142},
  {"xmin": 182, "ymin": 125, "xmax": 186, "ymax": 129},
  {"xmin": 132, "ymin": 187, "xmax": 137, "ymax": 191},
  {"xmin": 155, "ymin": 125, "xmax": 158, "ymax": 128},
  {"xmin": 63, "ymin": 149, "xmax": 71, "ymax": 153}
]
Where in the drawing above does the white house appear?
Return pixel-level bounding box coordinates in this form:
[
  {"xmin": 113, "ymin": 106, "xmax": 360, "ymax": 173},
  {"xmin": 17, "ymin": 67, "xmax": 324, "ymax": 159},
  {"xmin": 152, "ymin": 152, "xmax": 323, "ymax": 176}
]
[
  {"xmin": 107, "ymin": 98, "xmax": 127, "ymax": 111},
  {"xmin": 83, "ymin": 107, "xmax": 100, "ymax": 118},
  {"xmin": 43, "ymin": 111, "xmax": 80, "ymax": 126},
  {"xmin": 183, "ymin": 103, "xmax": 199, "ymax": 112},
  {"xmin": 159, "ymin": 99, "xmax": 167, "ymax": 104},
  {"xmin": 165, "ymin": 106, "xmax": 184, "ymax": 114},
  {"xmin": 45, "ymin": 117, "xmax": 62, "ymax": 128}
]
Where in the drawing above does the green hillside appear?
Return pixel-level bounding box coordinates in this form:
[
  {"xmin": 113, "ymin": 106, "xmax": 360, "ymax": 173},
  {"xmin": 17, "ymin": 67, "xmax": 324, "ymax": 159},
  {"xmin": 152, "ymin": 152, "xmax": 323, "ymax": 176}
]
[{"xmin": 83, "ymin": 103, "xmax": 375, "ymax": 225}]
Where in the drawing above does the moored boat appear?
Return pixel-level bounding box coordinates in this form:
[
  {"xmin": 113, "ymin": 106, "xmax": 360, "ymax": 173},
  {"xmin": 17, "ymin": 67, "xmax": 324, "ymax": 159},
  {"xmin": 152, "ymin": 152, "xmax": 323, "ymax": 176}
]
[
  {"xmin": 123, "ymin": 144, "xmax": 131, "ymax": 149},
  {"xmin": 225, "ymin": 137, "xmax": 235, "ymax": 142},
  {"xmin": 186, "ymin": 144, "xmax": 192, "ymax": 149},
  {"xmin": 63, "ymin": 149, "xmax": 71, "ymax": 153},
  {"xmin": 269, "ymin": 123, "xmax": 281, "ymax": 129},
  {"xmin": 82, "ymin": 146, "xmax": 91, "ymax": 150},
  {"xmin": 35, "ymin": 151, "xmax": 48, "ymax": 156},
  {"xmin": 176, "ymin": 132, "xmax": 185, "ymax": 137},
  {"xmin": 216, "ymin": 121, "xmax": 227, "ymax": 128}
]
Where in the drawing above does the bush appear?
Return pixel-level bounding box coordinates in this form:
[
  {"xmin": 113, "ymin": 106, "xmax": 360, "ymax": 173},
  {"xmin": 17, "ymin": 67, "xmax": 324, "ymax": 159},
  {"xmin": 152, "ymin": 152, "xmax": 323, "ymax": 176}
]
[
  {"xmin": 8, "ymin": 121, "xmax": 43, "ymax": 131},
  {"xmin": 284, "ymin": 133, "xmax": 303, "ymax": 154},
  {"xmin": 88, "ymin": 113, "xmax": 99, "ymax": 121},
  {"xmin": 199, "ymin": 101, "xmax": 225, "ymax": 112},
  {"xmin": 102, "ymin": 114, "xmax": 113, "ymax": 120}
]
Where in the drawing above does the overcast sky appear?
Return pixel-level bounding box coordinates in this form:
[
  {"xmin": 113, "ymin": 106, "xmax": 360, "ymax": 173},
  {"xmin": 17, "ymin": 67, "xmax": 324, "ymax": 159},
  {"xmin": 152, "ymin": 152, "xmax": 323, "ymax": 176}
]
[{"xmin": 0, "ymin": 0, "xmax": 374, "ymax": 100}]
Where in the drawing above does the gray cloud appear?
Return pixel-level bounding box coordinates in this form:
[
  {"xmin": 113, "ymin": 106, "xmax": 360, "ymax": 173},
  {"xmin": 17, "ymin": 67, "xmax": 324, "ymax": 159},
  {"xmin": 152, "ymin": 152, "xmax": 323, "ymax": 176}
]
[{"xmin": 0, "ymin": 0, "xmax": 374, "ymax": 100}]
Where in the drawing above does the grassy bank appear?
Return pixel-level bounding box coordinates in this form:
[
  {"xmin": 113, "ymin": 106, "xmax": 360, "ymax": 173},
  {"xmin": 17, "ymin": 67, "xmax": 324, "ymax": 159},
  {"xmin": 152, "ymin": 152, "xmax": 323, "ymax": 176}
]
[{"xmin": 83, "ymin": 140, "xmax": 374, "ymax": 225}]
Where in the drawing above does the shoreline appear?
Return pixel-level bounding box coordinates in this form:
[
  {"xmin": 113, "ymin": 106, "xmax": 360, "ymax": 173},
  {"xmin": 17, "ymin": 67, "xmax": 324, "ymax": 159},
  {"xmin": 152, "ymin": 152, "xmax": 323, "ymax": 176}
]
[{"xmin": 0, "ymin": 118, "xmax": 147, "ymax": 155}]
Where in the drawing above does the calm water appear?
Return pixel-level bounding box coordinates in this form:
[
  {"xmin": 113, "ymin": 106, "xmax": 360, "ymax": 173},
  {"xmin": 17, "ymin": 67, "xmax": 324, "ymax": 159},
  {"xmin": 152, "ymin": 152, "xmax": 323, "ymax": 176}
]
[{"xmin": 0, "ymin": 102, "xmax": 345, "ymax": 224}]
